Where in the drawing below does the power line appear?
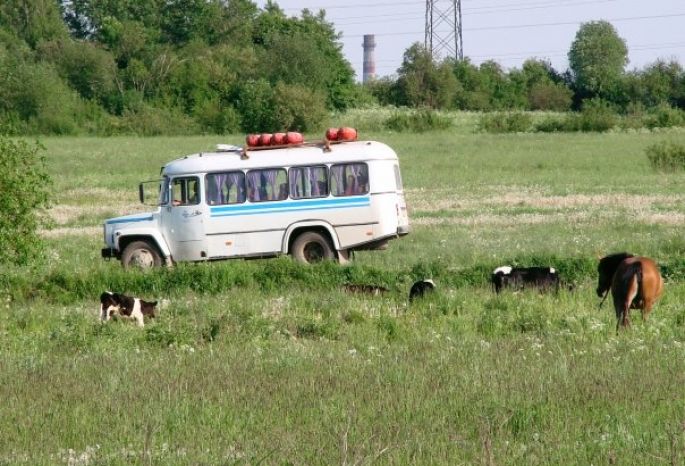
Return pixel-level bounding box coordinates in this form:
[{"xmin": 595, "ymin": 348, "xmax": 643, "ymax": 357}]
[
  {"xmin": 372, "ymin": 40, "xmax": 685, "ymax": 69},
  {"xmin": 335, "ymin": 0, "xmax": 616, "ymax": 26},
  {"xmin": 343, "ymin": 12, "xmax": 685, "ymax": 38}
]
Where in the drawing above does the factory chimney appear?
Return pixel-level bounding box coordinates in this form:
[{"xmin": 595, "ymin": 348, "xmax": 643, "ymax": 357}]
[{"xmin": 362, "ymin": 34, "xmax": 376, "ymax": 83}]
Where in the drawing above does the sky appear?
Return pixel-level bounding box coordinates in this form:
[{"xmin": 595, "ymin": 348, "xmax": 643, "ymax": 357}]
[{"xmin": 254, "ymin": 0, "xmax": 685, "ymax": 81}]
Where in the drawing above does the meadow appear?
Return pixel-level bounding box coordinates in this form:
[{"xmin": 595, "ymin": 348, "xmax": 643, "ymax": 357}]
[{"xmin": 2, "ymin": 118, "xmax": 685, "ymax": 465}]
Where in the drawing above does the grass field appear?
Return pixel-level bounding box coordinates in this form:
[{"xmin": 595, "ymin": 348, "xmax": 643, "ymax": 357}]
[{"xmin": 3, "ymin": 122, "xmax": 685, "ymax": 465}]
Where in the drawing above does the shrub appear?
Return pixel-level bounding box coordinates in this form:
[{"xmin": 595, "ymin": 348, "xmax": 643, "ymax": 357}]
[
  {"xmin": 534, "ymin": 116, "xmax": 569, "ymax": 133},
  {"xmin": 384, "ymin": 109, "xmax": 452, "ymax": 132},
  {"xmin": 272, "ymin": 82, "xmax": 328, "ymax": 132},
  {"xmin": 477, "ymin": 112, "xmax": 532, "ymax": 133},
  {"xmin": 527, "ymin": 82, "xmax": 572, "ymax": 111},
  {"xmin": 644, "ymin": 103, "xmax": 685, "ymax": 129},
  {"xmin": 646, "ymin": 142, "xmax": 685, "ymax": 171},
  {"xmin": 0, "ymin": 136, "xmax": 52, "ymax": 265},
  {"xmin": 577, "ymin": 99, "xmax": 617, "ymax": 132},
  {"xmin": 193, "ymin": 98, "xmax": 241, "ymax": 135},
  {"xmin": 119, "ymin": 104, "xmax": 199, "ymax": 136}
]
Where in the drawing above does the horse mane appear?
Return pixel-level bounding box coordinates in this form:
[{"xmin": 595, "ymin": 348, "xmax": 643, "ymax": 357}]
[
  {"xmin": 599, "ymin": 252, "xmax": 634, "ymax": 271},
  {"xmin": 597, "ymin": 252, "xmax": 635, "ymax": 292}
]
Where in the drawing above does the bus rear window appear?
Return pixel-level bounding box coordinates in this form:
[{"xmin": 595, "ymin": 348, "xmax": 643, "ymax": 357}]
[{"xmin": 394, "ymin": 164, "xmax": 403, "ymax": 191}]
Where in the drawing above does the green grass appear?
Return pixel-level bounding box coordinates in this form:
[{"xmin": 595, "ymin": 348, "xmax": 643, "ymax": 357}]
[{"xmin": 3, "ymin": 121, "xmax": 685, "ymax": 464}]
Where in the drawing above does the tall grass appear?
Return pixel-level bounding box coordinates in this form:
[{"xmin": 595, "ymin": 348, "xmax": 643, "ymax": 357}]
[{"xmin": 3, "ymin": 127, "xmax": 685, "ymax": 464}]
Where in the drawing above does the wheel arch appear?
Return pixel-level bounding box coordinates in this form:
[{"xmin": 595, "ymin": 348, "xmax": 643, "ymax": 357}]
[
  {"xmin": 118, "ymin": 234, "xmax": 169, "ymax": 260},
  {"xmin": 283, "ymin": 221, "xmax": 339, "ymax": 254}
]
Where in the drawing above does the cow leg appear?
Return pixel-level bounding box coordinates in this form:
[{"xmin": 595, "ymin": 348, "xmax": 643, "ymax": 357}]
[{"xmin": 131, "ymin": 299, "xmax": 145, "ymax": 327}]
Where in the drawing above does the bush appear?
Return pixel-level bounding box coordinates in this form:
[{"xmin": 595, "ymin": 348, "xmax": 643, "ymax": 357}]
[
  {"xmin": 384, "ymin": 109, "xmax": 452, "ymax": 132},
  {"xmin": 272, "ymin": 82, "xmax": 328, "ymax": 132},
  {"xmin": 577, "ymin": 99, "xmax": 617, "ymax": 132},
  {"xmin": 193, "ymin": 99, "xmax": 241, "ymax": 135},
  {"xmin": 119, "ymin": 104, "xmax": 199, "ymax": 136},
  {"xmin": 644, "ymin": 103, "xmax": 685, "ymax": 129},
  {"xmin": 646, "ymin": 142, "xmax": 685, "ymax": 171},
  {"xmin": 534, "ymin": 116, "xmax": 569, "ymax": 133},
  {"xmin": 527, "ymin": 82, "xmax": 572, "ymax": 111},
  {"xmin": 477, "ymin": 112, "xmax": 532, "ymax": 133},
  {"xmin": 0, "ymin": 136, "xmax": 52, "ymax": 265}
]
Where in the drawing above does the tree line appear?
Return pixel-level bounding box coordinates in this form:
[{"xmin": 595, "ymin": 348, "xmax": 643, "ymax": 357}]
[{"xmin": 0, "ymin": 1, "xmax": 683, "ymax": 136}]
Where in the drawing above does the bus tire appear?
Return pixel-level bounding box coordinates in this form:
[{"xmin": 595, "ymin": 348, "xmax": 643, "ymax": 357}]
[
  {"xmin": 121, "ymin": 240, "xmax": 163, "ymax": 269},
  {"xmin": 291, "ymin": 232, "xmax": 335, "ymax": 264}
]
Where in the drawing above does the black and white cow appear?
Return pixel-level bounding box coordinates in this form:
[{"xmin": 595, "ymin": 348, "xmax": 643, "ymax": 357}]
[
  {"xmin": 409, "ymin": 279, "xmax": 436, "ymax": 302},
  {"xmin": 491, "ymin": 266, "xmax": 560, "ymax": 293},
  {"xmin": 100, "ymin": 291, "xmax": 158, "ymax": 327}
]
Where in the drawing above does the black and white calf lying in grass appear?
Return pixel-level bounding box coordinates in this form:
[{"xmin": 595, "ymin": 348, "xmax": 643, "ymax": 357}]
[
  {"xmin": 491, "ymin": 266, "xmax": 560, "ymax": 293},
  {"xmin": 100, "ymin": 291, "xmax": 158, "ymax": 327}
]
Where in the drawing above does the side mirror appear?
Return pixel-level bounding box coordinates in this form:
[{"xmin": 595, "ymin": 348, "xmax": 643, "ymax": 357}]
[{"xmin": 139, "ymin": 183, "xmax": 145, "ymax": 204}]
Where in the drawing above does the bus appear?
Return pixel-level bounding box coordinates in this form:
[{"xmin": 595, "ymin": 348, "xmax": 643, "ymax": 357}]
[{"xmin": 101, "ymin": 134, "xmax": 410, "ymax": 268}]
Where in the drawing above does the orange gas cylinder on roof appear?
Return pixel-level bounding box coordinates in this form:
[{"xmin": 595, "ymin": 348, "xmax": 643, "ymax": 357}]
[
  {"xmin": 325, "ymin": 127, "xmax": 339, "ymax": 141},
  {"xmin": 259, "ymin": 133, "xmax": 273, "ymax": 146},
  {"xmin": 337, "ymin": 127, "xmax": 357, "ymax": 142},
  {"xmin": 272, "ymin": 132, "xmax": 286, "ymax": 145},
  {"xmin": 285, "ymin": 132, "xmax": 303, "ymax": 144},
  {"xmin": 246, "ymin": 134, "xmax": 260, "ymax": 147}
]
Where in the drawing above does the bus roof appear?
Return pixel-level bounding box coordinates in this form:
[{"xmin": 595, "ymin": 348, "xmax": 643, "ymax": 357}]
[{"xmin": 162, "ymin": 140, "xmax": 399, "ymax": 176}]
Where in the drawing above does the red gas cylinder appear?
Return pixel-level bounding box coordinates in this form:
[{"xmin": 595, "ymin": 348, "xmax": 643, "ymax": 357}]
[
  {"xmin": 272, "ymin": 132, "xmax": 286, "ymax": 145},
  {"xmin": 246, "ymin": 134, "xmax": 260, "ymax": 147},
  {"xmin": 285, "ymin": 132, "xmax": 303, "ymax": 144},
  {"xmin": 337, "ymin": 127, "xmax": 357, "ymax": 141},
  {"xmin": 259, "ymin": 133, "xmax": 273, "ymax": 146},
  {"xmin": 325, "ymin": 127, "xmax": 339, "ymax": 141}
]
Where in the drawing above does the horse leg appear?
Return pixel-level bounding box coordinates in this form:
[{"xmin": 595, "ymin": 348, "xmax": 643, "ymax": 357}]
[{"xmin": 641, "ymin": 299, "xmax": 654, "ymax": 322}]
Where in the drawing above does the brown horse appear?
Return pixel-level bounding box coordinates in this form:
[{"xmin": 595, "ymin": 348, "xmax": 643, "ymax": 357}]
[{"xmin": 596, "ymin": 252, "xmax": 664, "ymax": 331}]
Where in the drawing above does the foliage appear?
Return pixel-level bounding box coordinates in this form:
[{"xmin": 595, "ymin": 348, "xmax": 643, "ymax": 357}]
[
  {"xmin": 0, "ymin": 136, "xmax": 51, "ymax": 265},
  {"xmin": 384, "ymin": 109, "xmax": 452, "ymax": 132},
  {"xmin": 646, "ymin": 141, "xmax": 685, "ymax": 171},
  {"xmin": 576, "ymin": 98, "xmax": 618, "ymax": 132},
  {"xmin": 477, "ymin": 112, "xmax": 533, "ymax": 133},
  {"xmin": 568, "ymin": 21, "xmax": 628, "ymax": 99},
  {"xmin": 644, "ymin": 103, "xmax": 685, "ymax": 129},
  {"xmin": 395, "ymin": 43, "xmax": 459, "ymax": 109},
  {"xmin": 527, "ymin": 81, "xmax": 573, "ymax": 111}
]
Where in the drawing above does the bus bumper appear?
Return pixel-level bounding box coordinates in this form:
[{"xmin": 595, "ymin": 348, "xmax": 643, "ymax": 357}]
[
  {"xmin": 101, "ymin": 247, "xmax": 117, "ymax": 259},
  {"xmin": 397, "ymin": 225, "xmax": 410, "ymax": 236}
]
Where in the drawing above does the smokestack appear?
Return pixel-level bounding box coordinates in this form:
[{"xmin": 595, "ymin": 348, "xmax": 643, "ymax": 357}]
[{"xmin": 362, "ymin": 34, "xmax": 376, "ymax": 83}]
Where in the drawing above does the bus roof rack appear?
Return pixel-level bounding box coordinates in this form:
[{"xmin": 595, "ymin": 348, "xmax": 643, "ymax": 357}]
[{"xmin": 216, "ymin": 144, "xmax": 243, "ymax": 152}]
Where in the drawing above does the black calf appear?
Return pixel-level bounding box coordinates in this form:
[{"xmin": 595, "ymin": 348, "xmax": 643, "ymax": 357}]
[{"xmin": 492, "ymin": 266, "xmax": 559, "ymax": 293}]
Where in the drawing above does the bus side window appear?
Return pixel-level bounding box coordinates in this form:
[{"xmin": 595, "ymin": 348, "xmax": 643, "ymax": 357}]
[
  {"xmin": 331, "ymin": 163, "xmax": 368, "ymax": 196},
  {"xmin": 206, "ymin": 172, "xmax": 246, "ymax": 205},
  {"xmin": 171, "ymin": 176, "xmax": 200, "ymax": 206},
  {"xmin": 247, "ymin": 168, "xmax": 287, "ymax": 202},
  {"xmin": 289, "ymin": 166, "xmax": 328, "ymax": 199}
]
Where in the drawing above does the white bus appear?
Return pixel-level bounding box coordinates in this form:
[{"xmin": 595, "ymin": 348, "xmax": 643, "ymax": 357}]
[{"xmin": 101, "ymin": 137, "xmax": 410, "ymax": 268}]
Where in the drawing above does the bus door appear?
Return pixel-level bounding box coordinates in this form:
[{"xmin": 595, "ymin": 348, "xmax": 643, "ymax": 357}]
[{"xmin": 162, "ymin": 176, "xmax": 208, "ymax": 261}]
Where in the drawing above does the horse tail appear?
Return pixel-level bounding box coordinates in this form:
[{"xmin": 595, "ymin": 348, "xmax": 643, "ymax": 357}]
[{"xmin": 621, "ymin": 261, "xmax": 643, "ymax": 306}]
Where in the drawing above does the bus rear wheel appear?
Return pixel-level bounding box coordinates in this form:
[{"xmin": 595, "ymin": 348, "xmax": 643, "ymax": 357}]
[
  {"xmin": 121, "ymin": 240, "xmax": 163, "ymax": 269},
  {"xmin": 291, "ymin": 232, "xmax": 335, "ymax": 264}
]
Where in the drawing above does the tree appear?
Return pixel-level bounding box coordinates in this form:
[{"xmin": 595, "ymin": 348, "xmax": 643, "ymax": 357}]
[
  {"xmin": 0, "ymin": 136, "xmax": 51, "ymax": 265},
  {"xmin": 0, "ymin": 0, "xmax": 68, "ymax": 47},
  {"xmin": 396, "ymin": 43, "xmax": 459, "ymax": 109},
  {"xmin": 568, "ymin": 21, "xmax": 628, "ymax": 99}
]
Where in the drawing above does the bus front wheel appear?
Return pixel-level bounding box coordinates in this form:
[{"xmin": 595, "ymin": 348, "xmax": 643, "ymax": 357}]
[
  {"xmin": 291, "ymin": 232, "xmax": 335, "ymax": 264},
  {"xmin": 121, "ymin": 240, "xmax": 163, "ymax": 269}
]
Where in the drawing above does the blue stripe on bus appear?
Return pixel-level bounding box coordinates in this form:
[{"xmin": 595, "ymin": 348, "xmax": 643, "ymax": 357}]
[
  {"xmin": 210, "ymin": 196, "xmax": 370, "ymax": 218},
  {"xmin": 105, "ymin": 215, "xmax": 154, "ymax": 224}
]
